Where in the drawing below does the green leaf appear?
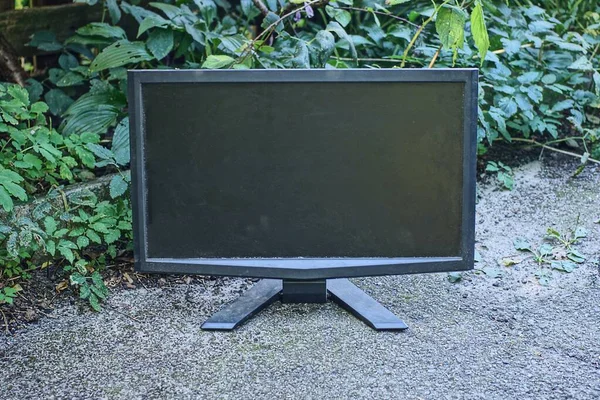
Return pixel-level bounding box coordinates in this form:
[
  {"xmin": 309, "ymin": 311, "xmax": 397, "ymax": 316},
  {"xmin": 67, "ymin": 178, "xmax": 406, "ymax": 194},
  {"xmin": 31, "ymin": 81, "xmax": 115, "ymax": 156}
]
[
  {"xmin": 46, "ymin": 240, "xmax": 56, "ymax": 256},
  {"xmin": 551, "ymin": 261, "xmax": 577, "ymax": 273},
  {"xmin": 111, "ymin": 117, "xmax": 130, "ymax": 165},
  {"xmin": 470, "ymin": 0, "xmax": 489, "ymax": 64},
  {"xmin": 44, "ymin": 216, "xmax": 57, "ymax": 235},
  {"xmin": 86, "ymin": 143, "xmax": 115, "ymax": 162},
  {"xmin": 56, "ymin": 72, "xmax": 85, "ymax": 87},
  {"xmin": 447, "ymin": 272, "xmax": 462, "ymax": 283},
  {"xmin": 44, "ymin": 89, "xmax": 73, "ymax": 116},
  {"xmin": 261, "ymin": 11, "xmax": 284, "ymax": 32},
  {"xmin": 385, "ymin": 0, "xmax": 410, "ymax": 4},
  {"xmin": 137, "ymin": 15, "xmax": 170, "ymax": 37},
  {"xmin": 201, "ymin": 55, "xmax": 235, "ymax": 69},
  {"xmin": 30, "ymin": 102, "xmax": 49, "ymax": 115},
  {"xmin": 314, "ymin": 30, "xmax": 335, "ymax": 67},
  {"xmin": 59, "ymin": 246, "xmax": 75, "ymax": 263},
  {"xmin": 77, "ymin": 23, "xmax": 127, "ymax": 39},
  {"xmin": 79, "ymin": 284, "xmax": 91, "ymax": 300},
  {"xmin": 7, "ymin": 85, "xmax": 30, "ymax": 107},
  {"xmin": 567, "ymin": 250, "xmax": 585, "ymax": 263},
  {"xmin": 89, "ymin": 40, "xmax": 154, "ymax": 73},
  {"xmin": 104, "ymin": 229, "xmax": 121, "ymax": 244},
  {"xmin": 86, "ymin": 229, "xmax": 102, "ymax": 244},
  {"xmin": 1, "ymin": 181, "xmax": 27, "ymax": 201},
  {"xmin": 106, "ymin": 0, "xmax": 121, "ymax": 24},
  {"xmin": 326, "ymin": 6, "xmax": 351, "ymax": 28},
  {"xmin": 327, "ymin": 21, "xmax": 357, "ymax": 59},
  {"xmin": 513, "ymin": 237, "xmax": 531, "ymax": 251},
  {"xmin": 77, "ymin": 235, "xmax": 90, "ymax": 249},
  {"xmin": 89, "ymin": 292, "xmax": 101, "ymax": 311},
  {"xmin": 568, "ymin": 56, "xmax": 594, "ymax": 71},
  {"xmin": 146, "ymin": 29, "xmax": 174, "ymax": 60},
  {"xmin": 436, "ymin": 5, "xmax": 466, "ymax": 52},
  {"xmin": 109, "ymin": 175, "xmax": 128, "ymax": 198},
  {"xmin": 0, "ymin": 187, "xmax": 13, "ymax": 212}
]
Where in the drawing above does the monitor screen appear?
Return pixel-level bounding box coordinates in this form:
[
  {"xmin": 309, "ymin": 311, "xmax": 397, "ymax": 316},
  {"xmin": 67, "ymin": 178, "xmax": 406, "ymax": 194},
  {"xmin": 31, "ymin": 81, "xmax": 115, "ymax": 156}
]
[{"xmin": 129, "ymin": 69, "xmax": 477, "ymax": 279}]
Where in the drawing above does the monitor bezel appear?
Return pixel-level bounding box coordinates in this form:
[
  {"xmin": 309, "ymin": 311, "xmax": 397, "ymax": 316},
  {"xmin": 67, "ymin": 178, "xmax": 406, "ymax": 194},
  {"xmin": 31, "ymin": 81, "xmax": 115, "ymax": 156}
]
[{"xmin": 128, "ymin": 68, "xmax": 478, "ymax": 280}]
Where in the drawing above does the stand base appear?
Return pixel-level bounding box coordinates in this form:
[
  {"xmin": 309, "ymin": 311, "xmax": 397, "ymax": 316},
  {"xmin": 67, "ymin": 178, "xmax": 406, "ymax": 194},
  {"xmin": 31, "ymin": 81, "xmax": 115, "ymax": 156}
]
[{"xmin": 201, "ymin": 278, "xmax": 408, "ymax": 331}]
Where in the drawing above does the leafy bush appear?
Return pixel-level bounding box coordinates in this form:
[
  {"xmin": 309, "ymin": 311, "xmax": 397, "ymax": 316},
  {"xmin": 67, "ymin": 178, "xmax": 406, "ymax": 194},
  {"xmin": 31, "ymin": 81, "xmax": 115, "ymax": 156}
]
[{"xmin": 0, "ymin": 84, "xmax": 132, "ymax": 310}]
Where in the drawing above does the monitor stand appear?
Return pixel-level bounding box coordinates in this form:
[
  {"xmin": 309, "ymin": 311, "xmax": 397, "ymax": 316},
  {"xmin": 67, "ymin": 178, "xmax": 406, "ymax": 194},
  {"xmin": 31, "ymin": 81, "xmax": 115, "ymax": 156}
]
[{"xmin": 201, "ymin": 279, "xmax": 408, "ymax": 331}]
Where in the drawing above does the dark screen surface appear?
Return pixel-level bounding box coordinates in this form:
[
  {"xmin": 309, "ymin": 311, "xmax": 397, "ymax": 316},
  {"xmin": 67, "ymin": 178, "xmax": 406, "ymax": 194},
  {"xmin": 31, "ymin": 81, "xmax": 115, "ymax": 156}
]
[{"xmin": 142, "ymin": 81, "xmax": 465, "ymax": 258}]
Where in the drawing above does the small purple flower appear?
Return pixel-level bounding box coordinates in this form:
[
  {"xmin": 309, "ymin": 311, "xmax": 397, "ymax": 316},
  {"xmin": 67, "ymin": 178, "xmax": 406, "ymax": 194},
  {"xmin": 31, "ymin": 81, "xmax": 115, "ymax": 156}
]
[
  {"xmin": 294, "ymin": 10, "xmax": 302, "ymax": 22},
  {"xmin": 305, "ymin": 4, "xmax": 314, "ymax": 18}
]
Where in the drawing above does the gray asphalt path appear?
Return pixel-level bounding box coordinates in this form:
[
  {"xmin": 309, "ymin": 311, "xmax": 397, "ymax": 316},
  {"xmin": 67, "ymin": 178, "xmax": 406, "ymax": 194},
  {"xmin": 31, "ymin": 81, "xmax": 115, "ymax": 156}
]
[{"xmin": 1, "ymin": 156, "xmax": 599, "ymax": 399}]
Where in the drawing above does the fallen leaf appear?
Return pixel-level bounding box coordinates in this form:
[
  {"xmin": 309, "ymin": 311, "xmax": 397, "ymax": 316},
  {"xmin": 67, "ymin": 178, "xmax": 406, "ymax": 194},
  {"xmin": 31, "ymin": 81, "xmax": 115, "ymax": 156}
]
[
  {"xmin": 55, "ymin": 280, "xmax": 69, "ymax": 292},
  {"xmin": 447, "ymin": 272, "xmax": 462, "ymax": 283},
  {"xmin": 499, "ymin": 257, "xmax": 522, "ymax": 267}
]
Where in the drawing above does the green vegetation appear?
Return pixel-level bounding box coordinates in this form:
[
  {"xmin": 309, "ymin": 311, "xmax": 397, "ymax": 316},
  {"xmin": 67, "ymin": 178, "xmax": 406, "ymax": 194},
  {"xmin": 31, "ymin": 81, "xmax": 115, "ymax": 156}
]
[{"xmin": 1, "ymin": 0, "xmax": 599, "ymax": 310}]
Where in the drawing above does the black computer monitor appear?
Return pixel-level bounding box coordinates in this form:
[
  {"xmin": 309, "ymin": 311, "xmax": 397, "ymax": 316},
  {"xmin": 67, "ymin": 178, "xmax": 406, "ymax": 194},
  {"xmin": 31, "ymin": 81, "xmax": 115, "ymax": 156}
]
[{"xmin": 128, "ymin": 69, "xmax": 478, "ymax": 331}]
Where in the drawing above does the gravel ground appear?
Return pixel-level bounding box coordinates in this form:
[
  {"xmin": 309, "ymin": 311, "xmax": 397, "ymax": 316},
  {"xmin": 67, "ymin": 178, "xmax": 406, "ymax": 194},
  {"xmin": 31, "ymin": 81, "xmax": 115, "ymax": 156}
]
[{"xmin": 1, "ymin": 154, "xmax": 599, "ymax": 400}]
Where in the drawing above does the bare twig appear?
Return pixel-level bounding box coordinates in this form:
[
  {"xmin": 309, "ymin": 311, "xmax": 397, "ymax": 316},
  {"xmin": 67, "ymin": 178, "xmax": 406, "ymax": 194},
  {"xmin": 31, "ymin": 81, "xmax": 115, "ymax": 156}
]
[
  {"xmin": 339, "ymin": 6, "xmax": 422, "ymax": 29},
  {"xmin": 509, "ymin": 138, "xmax": 600, "ymax": 165},
  {"xmin": 0, "ymin": 32, "xmax": 27, "ymax": 86},
  {"xmin": 107, "ymin": 304, "xmax": 141, "ymax": 323},
  {"xmin": 252, "ymin": 0, "xmax": 270, "ymax": 16},
  {"xmin": 237, "ymin": 0, "xmax": 323, "ymax": 64},
  {"xmin": 281, "ymin": 0, "xmax": 329, "ymax": 16},
  {"xmin": 0, "ymin": 308, "xmax": 9, "ymax": 334},
  {"xmin": 400, "ymin": 1, "xmax": 449, "ymax": 68},
  {"xmin": 428, "ymin": 44, "xmax": 443, "ymax": 68},
  {"xmin": 332, "ymin": 56, "xmax": 404, "ymax": 63}
]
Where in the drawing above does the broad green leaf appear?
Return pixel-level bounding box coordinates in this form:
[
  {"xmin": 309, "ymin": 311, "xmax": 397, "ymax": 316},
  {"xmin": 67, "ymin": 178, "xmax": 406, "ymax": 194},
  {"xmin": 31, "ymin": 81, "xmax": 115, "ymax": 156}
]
[
  {"xmin": 30, "ymin": 102, "xmax": 49, "ymax": 114},
  {"xmin": 314, "ymin": 30, "xmax": 335, "ymax": 67},
  {"xmin": 106, "ymin": 0, "xmax": 121, "ymax": 24},
  {"xmin": 89, "ymin": 41, "xmax": 153, "ymax": 73},
  {"xmin": 201, "ymin": 55, "xmax": 235, "ymax": 69},
  {"xmin": 147, "ymin": 29, "xmax": 174, "ymax": 60},
  {"xmin": 0, "ymin": 187, "xmax": 13, "ymax": 212},
  {"xmin": 386, "ymin": 0, "xmax": 410, "ymax": 4},
  {"xmin": 80, "ymin": 284, "xmax": 91, "ymax": 299},
  {"xmin": 23, "ymin": 154, "xmax": 43, "ymax": 170},
  {"xmin": 63, "ymin": 106, "xmax": 119, "ymax": 136},
  {"xmin": 470, "ymin": 1, "xmax": 489, "ymax": 64},
  {"xmin": 513, "ymin": 237, "xmax": 531, "ymax": 251},
  {"xmin": 149, "ymin": 2, "xmax": 182, "ymax": 19},
  {"xmin": 326, "ymin": 6, "xmax": 351, "ymax": 28},
  {"xmin": 77, "ymin": 23, "xmax": 127, "ymax": 40},
  {"xmin": 568, "ymin": 56, "xmax": 594, "ymax": 71},
  {"xmin": 7, "ymin": 85, "xmax": 30, "ymax": 107},
  {"xmin": 70, "ymin": 272, "xmax": 86, "ymax": 285},
  {"xmin": 86, "ymin": 229, "xmax": 102, "ymax": 244},
  {"xmin": 86, "ymin": 143, "xmax": 115, "ymax": 162},
  {"xmin": 112, "ymin": 117, "xmax": 130, "ymax": 165},
  {"xmin": 104, "ymin": 229, "xmax": 121, "ymax": 244},
  {"xmin": 447, "ymin": 272, "xmax": 462, "ymax": 283},
  {"xmin": 109, "ymin": 175, "xmax": 128, "ymax": 199},
  {"xmin": 436, "ymin": 5, "xmax": 466, "ymax": 52},
  {"xmin": 59, "ymin": 246, "xmax": 75, "ymax": 263},
  {"xmin": 1, "ymin": 181, "xmax": 27, "ymax": 201},
  {"xmin": 261, "ymin": 12, "xmax": 284, "ymax": 32},
  {"xmin": 327, "ymin": 21, "xmax": 357, "ymax": 59},
  {"xmin": 89, "ymin": 292, "xmax": 101, "ymax": 311},
  {"xmin": 44, "ymin": 89, "xmax": 73, "ymax": 116},
  {"xmin": 77, "ymin": 235, "xmax": 90, "ymax": 249},
  {"xmin": 44, "ymin": 216, "xmax": 57, "ymax": 235},
  {"xmin": 56, "ymin": 72, "xmax": 85, "ymax": 87},
  {"xmin": 137, "ymin": 15, "xmax": 170, "ymax": 37}
]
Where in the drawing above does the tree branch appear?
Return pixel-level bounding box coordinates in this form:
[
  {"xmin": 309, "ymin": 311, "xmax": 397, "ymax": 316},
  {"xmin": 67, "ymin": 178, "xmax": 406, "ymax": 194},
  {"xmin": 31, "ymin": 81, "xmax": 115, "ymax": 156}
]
[
  {"xmin": 0, "ymin": 32, "xmax": 27, "ymax": 86},
  {"xmin": 252, "ymin": 0, "xmax": 270, "ymax": 17}
]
